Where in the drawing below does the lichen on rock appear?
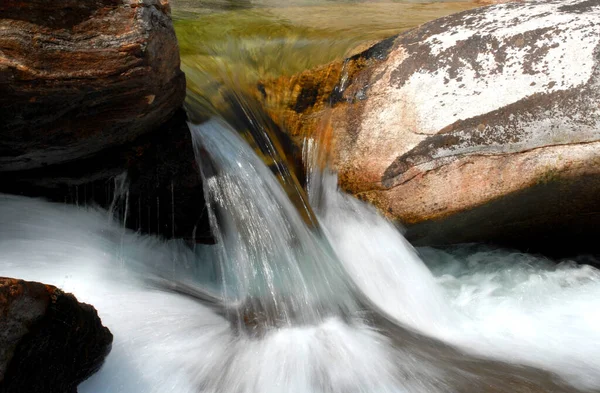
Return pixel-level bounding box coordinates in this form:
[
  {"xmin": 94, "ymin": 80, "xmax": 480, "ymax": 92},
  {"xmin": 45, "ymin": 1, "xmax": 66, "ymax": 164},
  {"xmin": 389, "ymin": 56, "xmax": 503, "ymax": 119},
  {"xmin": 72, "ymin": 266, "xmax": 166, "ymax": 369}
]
[{"xmin": 257, "ymin": 0, "xmax": 600, "ymax": 254}]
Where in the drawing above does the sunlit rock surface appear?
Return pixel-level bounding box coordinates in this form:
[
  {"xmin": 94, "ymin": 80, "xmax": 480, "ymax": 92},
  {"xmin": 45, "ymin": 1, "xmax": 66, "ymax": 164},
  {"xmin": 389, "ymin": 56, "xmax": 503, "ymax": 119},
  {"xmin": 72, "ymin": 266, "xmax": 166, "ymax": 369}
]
[
  {"xmin": 475, "ymin": 0, "xmax": 519, "ymax": 4},
  {"xmin": 258, "ymin": 0, "xmax": 600, "ymax": 254},
  {"xmin": 0, "ymin": 0, "xmax": 185, "ymax": 171},
  {"xmin": 0, "ymin": 277, "xmax": 112, "ymax": 393}
]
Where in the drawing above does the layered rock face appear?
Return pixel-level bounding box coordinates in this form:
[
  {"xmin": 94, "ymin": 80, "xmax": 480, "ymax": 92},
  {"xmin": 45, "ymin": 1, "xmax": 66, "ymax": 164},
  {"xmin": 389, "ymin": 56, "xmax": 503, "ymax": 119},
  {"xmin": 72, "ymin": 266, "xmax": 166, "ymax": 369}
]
[
  {"xmin": 0, "ymin": 278, "xmax": 113, "ymax": 393},
  {"xmin": 0, "ymin": 0, "xmax": 186, "ymax": 172},
  {"xmin": 0, "ymin": 109, "xmax": 212, "ymax": 242},
  {"xmin": 258, "ymin": 0, "xmax": 600, "ymax": 253},
  {"xmin": 0, "ymin": 0, "xmax": 210, "ymax": 242}
]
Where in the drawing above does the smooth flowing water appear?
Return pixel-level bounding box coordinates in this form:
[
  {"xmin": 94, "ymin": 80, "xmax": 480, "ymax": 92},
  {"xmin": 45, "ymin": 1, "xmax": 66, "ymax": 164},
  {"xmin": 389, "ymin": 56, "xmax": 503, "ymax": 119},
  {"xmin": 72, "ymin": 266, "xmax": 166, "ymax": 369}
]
[
  {"xmin": 173, "ymin": 0, "xmax": 478, "ymax": 116},
  {"xmin": 190, "ymin": 118, "xmax": 359, "ymax": 330}
]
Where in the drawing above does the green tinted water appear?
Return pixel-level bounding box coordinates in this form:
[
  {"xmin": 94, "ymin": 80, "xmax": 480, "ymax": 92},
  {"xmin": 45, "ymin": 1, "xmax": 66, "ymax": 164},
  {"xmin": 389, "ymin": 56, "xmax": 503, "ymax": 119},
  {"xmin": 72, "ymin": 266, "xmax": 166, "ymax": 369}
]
[{"xmin": 172, "ymin": 1, "xmax": 479, "ymax": 114}]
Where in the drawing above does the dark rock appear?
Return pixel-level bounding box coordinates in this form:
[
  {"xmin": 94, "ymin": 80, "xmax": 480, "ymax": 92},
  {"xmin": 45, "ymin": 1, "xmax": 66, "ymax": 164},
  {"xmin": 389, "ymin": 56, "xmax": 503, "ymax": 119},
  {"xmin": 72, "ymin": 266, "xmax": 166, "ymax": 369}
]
[
  {"xmin": 0, "ymin": 0, "xmax": 186, "ymax": 172},
  {"xmin": 0, "ymin": 277, "xmax": 113, "ymax": 393},
  {"xmin": 0, "ymin": 109, "xmax": 213, "ymax": 243},
  {"xmin": 0, "ymin": 0, "xmax": 210, "ymax": 242}
]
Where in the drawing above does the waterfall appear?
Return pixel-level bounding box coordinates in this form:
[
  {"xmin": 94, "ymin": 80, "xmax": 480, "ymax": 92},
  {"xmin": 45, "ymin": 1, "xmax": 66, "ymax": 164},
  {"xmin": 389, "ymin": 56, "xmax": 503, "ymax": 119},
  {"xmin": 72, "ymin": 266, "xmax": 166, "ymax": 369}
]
[
  {"xmin": 190, "ymin": 118, "xmax": 359, "ymax": 331},
  {"xmin": 2, "ymin": 115, "xmax": 600, "ymax": 392}
]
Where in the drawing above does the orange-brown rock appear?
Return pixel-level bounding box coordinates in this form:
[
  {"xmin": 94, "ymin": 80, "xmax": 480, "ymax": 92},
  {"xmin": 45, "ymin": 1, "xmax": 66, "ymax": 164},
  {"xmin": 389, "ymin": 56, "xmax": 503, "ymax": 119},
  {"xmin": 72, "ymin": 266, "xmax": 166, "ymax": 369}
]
[
  {"xmin": 475, "ymin": 0, "xmax": 519, "ymax": 5},
  {"xmin": 0, "ymin": 277, "xmax": 112, "ymax": 392},
  {"xmin": 0, "ymin": 0, "xmax": 185, "ymax": 171},
  {"xmin": 257, "ymin": 0, "xmax": 600, "ymax": 254},
  {"xmin": 258, "ymin": 36, "xmax": 397, "ymax": 148}
]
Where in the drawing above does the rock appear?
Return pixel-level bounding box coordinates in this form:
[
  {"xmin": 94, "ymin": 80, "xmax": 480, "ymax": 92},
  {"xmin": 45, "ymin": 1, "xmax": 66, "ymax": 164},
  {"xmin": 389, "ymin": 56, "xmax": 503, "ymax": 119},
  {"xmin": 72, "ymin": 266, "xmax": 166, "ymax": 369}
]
[
  {"xmin": 258, "ymin": 0, "xmax": 600, "ymax": 255},
  {"xmin": 0, "ymin": 277, "xmax": 113, "ymax": 393},
  {"xmin": 0, "ymin": 0, "xmax": 186, "ymax": 172},
  {"xmin": 0, "ymin": 109, "xmax": 213, "ymax": 243},
  {"xmin": 0, "ymin": 0, "xmax": 204, "ymax": 242},
  {"xmin": 474, "ymin": 0, "xmax": 519, "ymax": 5}
]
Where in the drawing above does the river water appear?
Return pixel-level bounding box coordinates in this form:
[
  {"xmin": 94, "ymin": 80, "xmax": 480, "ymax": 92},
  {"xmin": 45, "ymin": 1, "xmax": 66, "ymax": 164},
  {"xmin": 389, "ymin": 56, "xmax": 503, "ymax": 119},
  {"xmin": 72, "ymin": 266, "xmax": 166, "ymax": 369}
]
[
  {"xmin": 2, "ymin": 1, "xmax": 600, "ymax": 392},
  {"xmin": 2, "ymin": 119, "xmax": 600, "ymax": 392}
]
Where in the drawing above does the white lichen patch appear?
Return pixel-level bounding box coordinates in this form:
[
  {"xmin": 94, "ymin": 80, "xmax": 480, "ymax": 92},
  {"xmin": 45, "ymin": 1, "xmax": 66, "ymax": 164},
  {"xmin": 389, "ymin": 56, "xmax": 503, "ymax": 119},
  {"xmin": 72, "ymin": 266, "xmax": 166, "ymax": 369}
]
[
  {"xmin": 424, "ymin": 0, "xmax": 597, "ymax": 56},
  {"xmin": 414, "ymin": 5, "xmax": 599, "ymax": 132},
  {"xmin": 347, "ymin": 0, "xmax": 600, "ymax": 183},
  {"xmin": 433, "ymin": 114, "xmax": 600, "ymax": 160}
]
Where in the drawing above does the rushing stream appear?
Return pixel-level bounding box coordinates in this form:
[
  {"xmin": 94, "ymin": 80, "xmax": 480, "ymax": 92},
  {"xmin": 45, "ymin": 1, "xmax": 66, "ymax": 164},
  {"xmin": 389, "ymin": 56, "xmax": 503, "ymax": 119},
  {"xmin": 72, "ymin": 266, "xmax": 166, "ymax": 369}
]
[
  {"xmin": 2, "ymin": 116, "xmax": 600, "ymax": 392},
  {"xmin": 3, "ymin": 1, "xmax": 600, "ymax": 392}
]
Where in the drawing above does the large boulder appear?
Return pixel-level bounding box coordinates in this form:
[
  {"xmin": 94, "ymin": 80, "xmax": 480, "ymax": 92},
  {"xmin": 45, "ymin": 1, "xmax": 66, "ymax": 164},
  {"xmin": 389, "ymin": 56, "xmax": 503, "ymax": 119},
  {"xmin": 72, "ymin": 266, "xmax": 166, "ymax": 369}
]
[
  {"xmin": 258, "ymin": 0, "xmax": 600, "ymax": 254},
  {"xmin": 0, "ymin": 0, "xmax": 207, "ymax": 242},
  {"xmin": 0, "ymin": 0, "xmax": 185, "ymax": 171},
  {"xmin": 0, "ymin": 277, "xmax": 113, "ymax": 393}
]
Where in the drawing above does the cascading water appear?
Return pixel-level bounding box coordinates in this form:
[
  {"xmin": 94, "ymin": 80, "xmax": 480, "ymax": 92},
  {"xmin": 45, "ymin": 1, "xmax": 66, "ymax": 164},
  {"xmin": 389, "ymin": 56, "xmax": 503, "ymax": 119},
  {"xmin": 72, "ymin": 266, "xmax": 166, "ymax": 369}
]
[
  {"xmin": 2, "ymin": 113, "xmax": 600, "ymax": 392},
  {"xmin": 189, "ymin": 117, "xmax": 359, "ymax": 330}
]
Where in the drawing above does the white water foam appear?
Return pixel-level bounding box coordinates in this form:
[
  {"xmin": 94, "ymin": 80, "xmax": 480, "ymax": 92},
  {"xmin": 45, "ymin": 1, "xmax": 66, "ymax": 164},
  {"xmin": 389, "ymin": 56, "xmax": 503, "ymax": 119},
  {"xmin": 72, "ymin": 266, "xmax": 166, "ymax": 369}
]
[
  {"xmin": 423, "ymin": 246, "xmax": 600, "ymax": 389},
  {"xmin": 2, "ymin": 123, "xmax": 600, "ymax": 391},
  {"xmin": 0, "ymin": 195, "xmax": 428, "ymax": 393}
]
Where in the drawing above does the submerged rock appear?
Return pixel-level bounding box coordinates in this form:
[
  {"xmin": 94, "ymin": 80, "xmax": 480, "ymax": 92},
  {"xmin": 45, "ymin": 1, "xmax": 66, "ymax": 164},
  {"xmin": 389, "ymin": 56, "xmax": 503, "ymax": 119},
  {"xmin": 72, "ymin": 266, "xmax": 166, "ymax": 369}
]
[
  {"xmin": 258, "ymin": 0, "xmax": 600, "ymax": 255},
  {"xmin": 0, "ymin": 277, "xmax": 112, "ymax": 393},
  {"xmin": 0, "ymin": 0, "xmax": 185, "ymax": 172}
]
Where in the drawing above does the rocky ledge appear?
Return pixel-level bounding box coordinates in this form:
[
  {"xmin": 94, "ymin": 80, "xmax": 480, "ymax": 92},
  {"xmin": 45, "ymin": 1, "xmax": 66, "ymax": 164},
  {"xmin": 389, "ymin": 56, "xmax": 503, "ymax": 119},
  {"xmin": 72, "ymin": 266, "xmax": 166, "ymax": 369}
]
[{"xmin": 0, "ymin": 0, "xmax": 211, "ymax": 242}]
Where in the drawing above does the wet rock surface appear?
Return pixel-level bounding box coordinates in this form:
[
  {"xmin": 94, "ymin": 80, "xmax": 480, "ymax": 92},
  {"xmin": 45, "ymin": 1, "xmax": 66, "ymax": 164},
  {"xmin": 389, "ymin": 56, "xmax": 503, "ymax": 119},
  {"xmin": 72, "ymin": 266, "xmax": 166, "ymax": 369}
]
[
  {"xmin": 0, "ymin": 0, "xmax": 186, "ymax": 172},
  {"xmin": 0, "ymin": 109, "xmax": 212, "ymax": 243},
  {"xmin": 0, "ymin": 277, "xmax": 113, "ymax": 393},
  {"xmin": 258, "ymin": 0, "xmax": 600, "ymax": 255}
]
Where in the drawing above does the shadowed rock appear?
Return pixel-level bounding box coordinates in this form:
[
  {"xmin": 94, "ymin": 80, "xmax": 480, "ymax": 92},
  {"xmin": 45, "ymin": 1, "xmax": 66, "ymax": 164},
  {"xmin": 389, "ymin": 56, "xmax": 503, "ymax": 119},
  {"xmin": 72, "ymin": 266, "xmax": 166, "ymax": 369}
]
[
  {"xmin": 0, "ymin": 1, "xmax": 212, "ymax": 242},
  {"xmin": 0, "ymin": 277, "xmax": 113, "ymax": 393},
  {"xmin": 0, "ymin": 0, "xmax": 185, "ymax": 172},
  {"xmin": 0, "ymin": 109, "xmax": 212, "ymax": 243}
]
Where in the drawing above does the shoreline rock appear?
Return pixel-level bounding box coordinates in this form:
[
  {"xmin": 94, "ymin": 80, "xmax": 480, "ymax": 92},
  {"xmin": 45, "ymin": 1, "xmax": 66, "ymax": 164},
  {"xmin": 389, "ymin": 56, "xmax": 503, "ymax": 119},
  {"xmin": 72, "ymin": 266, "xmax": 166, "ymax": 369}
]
[
  {"xmin": 0, "ymin": 277, "xmax": 113, "ymax": 393},
  {"xmin": 0, "ymin": 109, "xmax": 212, "ymax": 243},
  {"xmin": 257, "ymin": 0, "xmax": 600, "ymax": 254}
]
